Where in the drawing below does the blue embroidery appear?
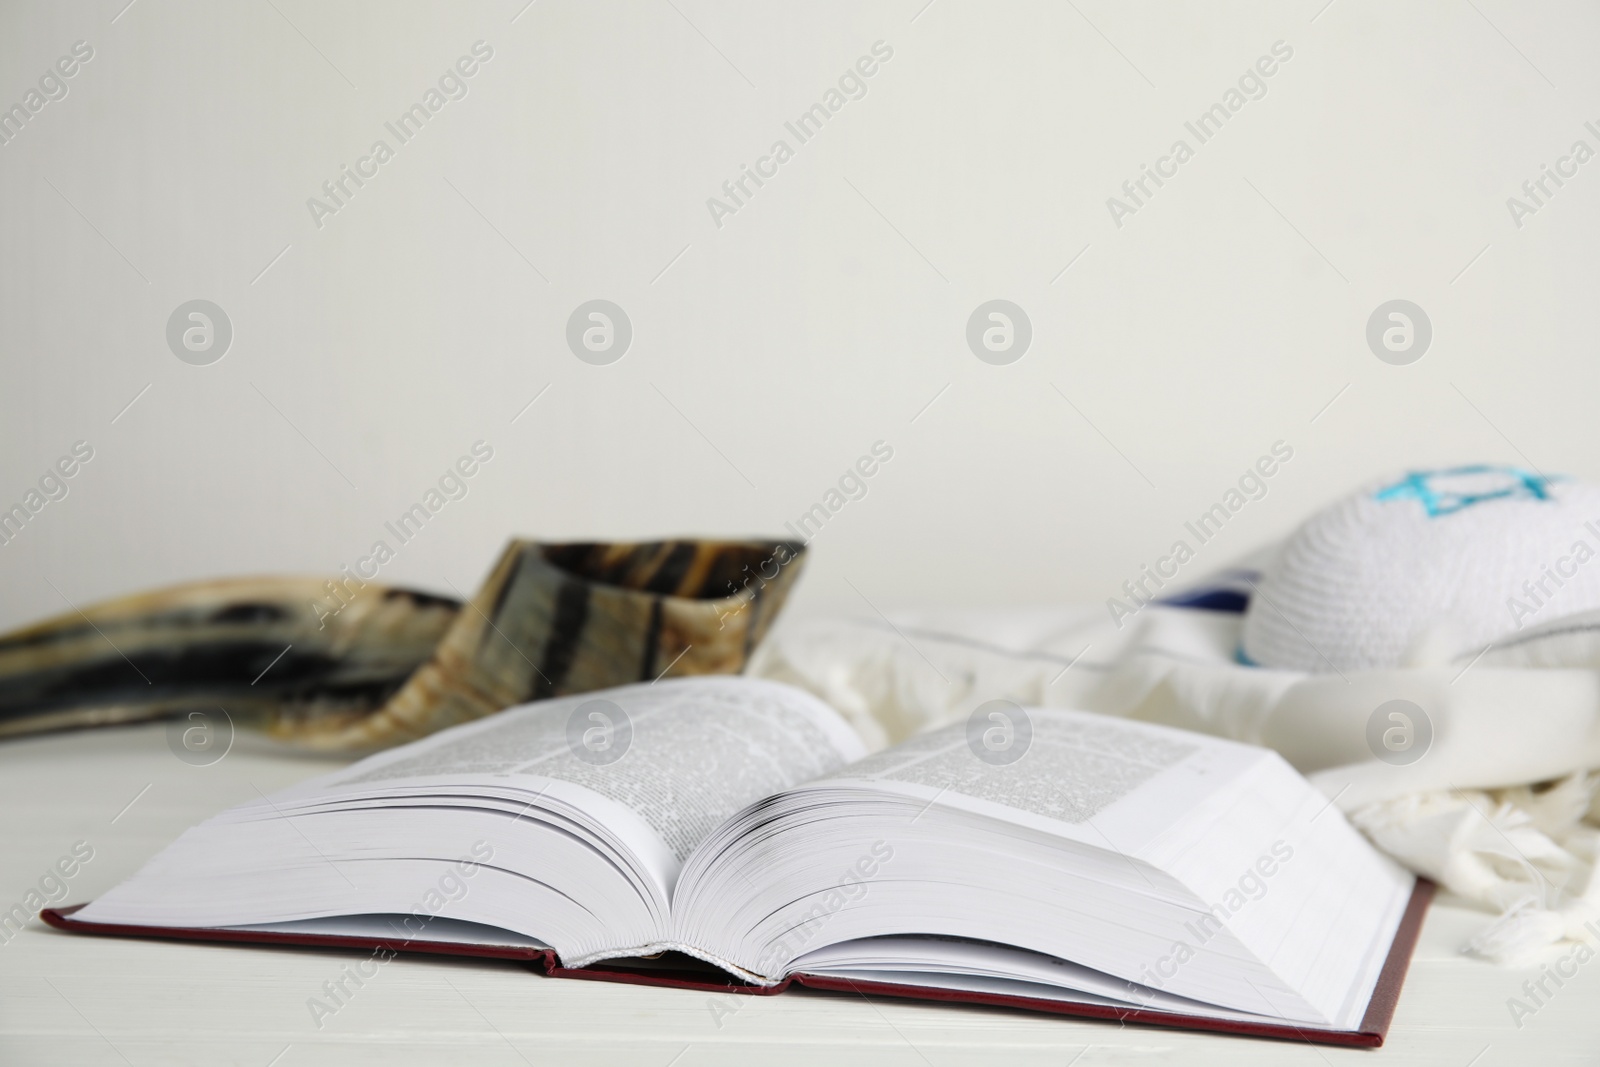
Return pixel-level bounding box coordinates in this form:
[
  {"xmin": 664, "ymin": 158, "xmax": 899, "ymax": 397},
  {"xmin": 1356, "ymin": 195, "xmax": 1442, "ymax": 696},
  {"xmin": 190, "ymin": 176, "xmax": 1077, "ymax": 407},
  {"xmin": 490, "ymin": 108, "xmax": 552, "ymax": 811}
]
[{"xmin": 1374, "ymin": 465, "xmax": 1556, "ymax": 517}]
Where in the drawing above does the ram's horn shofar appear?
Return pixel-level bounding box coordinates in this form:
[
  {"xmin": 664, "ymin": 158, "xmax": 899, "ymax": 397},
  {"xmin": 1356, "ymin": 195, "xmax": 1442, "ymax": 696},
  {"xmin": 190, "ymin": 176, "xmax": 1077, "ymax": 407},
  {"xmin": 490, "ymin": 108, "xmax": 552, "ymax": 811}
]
[
  {"xmin": 0, "ymin": 538, "xmax": 806, "ymax": 752},
  {"xmin": 0, "ymin": 577, "xmax": 457, "ymax": 743}
]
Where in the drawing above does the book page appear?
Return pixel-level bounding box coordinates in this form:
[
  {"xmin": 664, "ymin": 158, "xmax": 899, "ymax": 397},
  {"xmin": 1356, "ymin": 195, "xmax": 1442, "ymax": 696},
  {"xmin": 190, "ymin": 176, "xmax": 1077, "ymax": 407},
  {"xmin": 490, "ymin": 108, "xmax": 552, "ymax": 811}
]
[
  {"xmin": 326, "ymin": 677, "xmax": 865, "ymax": 865},
  {"xmin": 846, "ymin": 716, "xmax": 1197, "ymax": 823},
  {"xmin": 808, "ymin": 707, "xmax": 1263, "ymax": 853}
]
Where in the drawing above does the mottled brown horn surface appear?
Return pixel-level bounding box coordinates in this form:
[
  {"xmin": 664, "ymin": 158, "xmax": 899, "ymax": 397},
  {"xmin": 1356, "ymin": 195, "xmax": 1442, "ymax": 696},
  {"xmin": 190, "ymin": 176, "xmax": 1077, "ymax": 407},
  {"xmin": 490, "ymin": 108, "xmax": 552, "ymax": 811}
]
[
  {"xmin": 0, "ymin": 578, "xmax": 459, "ymax": 741},
  {"xmin": 0, "ymin": 537, "xmax": 806, "ymax": 752}
]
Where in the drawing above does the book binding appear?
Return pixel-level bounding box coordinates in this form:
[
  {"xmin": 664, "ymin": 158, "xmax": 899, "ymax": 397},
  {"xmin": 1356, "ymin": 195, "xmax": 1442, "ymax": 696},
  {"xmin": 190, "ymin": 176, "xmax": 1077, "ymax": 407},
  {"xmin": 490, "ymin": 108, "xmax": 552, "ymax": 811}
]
[{"xmin": 39, "ymin": 878, "xmax": 1432, "ymax": 1047}]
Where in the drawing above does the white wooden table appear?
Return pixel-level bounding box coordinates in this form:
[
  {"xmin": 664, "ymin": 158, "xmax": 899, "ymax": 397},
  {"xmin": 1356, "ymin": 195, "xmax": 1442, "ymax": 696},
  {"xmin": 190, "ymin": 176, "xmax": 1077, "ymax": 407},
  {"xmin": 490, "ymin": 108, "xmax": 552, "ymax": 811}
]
[{"xmin": 2, "ymin": 723, "xmax": 1594, "ymax": 1066}]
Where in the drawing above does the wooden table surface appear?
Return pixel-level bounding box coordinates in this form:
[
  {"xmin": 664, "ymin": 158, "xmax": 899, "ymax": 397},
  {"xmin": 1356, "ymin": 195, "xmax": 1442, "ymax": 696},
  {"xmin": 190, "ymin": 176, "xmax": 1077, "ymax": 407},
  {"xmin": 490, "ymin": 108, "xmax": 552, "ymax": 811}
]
[{"xmin": 2, "ymin": 722, "xmax": 1595, "ymax": 1066}]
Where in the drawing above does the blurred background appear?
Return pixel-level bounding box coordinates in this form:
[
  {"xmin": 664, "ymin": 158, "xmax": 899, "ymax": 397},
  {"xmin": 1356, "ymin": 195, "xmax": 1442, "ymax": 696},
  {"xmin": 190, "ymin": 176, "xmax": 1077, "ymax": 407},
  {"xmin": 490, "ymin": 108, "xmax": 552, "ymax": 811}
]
[{"xmin": 1, "ymin": 0, "xmax": 1596, "ymax": 630}]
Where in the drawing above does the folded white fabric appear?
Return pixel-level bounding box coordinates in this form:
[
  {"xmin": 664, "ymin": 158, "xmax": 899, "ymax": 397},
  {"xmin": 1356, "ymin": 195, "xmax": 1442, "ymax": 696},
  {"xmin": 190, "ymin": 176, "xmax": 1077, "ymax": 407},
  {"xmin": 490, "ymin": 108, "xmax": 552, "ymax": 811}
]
[{"xmin": 752, "ymin": 466, "xmax": 1600, "ymax": 965}]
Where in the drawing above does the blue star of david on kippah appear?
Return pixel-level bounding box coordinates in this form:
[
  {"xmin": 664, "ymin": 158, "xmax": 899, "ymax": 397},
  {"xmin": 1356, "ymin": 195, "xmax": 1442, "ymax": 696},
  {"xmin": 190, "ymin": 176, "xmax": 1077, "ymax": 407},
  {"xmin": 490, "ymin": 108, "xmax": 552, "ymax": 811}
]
[{"xmin": 1374, "ymin": 465, "xmax": 1556, "ymax": 517}]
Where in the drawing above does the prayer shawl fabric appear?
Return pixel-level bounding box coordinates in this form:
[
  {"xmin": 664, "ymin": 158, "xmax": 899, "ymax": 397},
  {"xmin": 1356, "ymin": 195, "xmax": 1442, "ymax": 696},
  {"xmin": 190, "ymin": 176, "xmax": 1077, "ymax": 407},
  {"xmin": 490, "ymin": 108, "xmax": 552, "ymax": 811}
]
[{"xmin": 752, "ymin": 569, "xmax": 1600, "ymax": 965}]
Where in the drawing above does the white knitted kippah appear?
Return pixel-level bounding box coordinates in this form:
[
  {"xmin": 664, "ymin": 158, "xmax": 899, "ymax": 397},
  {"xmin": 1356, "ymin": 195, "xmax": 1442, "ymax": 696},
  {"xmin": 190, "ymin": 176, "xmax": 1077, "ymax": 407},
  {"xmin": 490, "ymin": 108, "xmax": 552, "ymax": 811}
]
[{"xmin": 1240, "ymin": 465, "xmax": 1600, "ymax": 673}]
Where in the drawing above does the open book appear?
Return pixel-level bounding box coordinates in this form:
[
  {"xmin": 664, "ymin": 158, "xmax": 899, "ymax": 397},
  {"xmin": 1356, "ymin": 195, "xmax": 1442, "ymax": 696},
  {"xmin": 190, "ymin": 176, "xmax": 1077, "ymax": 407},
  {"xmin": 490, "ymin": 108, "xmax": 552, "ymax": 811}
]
[{"xmin": 50, "ymin": 677, "xmax": 1426, "ymax": 1044}]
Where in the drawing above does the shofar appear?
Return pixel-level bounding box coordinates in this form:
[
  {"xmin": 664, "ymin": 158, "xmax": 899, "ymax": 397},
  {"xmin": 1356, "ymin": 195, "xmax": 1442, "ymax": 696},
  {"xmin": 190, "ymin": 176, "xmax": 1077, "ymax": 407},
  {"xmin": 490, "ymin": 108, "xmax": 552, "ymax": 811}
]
[{"xmin": 0, "ymin": 538, "xmax": 805, "ymax": 752}]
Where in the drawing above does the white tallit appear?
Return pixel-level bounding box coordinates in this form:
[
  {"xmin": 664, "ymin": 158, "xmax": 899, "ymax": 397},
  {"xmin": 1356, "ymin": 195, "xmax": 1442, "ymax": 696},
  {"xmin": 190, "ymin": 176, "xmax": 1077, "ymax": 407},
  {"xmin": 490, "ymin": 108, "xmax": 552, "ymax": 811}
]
[{"xmin": 750, "ymin": 569, "xmax": 1600, "ymax": 966}]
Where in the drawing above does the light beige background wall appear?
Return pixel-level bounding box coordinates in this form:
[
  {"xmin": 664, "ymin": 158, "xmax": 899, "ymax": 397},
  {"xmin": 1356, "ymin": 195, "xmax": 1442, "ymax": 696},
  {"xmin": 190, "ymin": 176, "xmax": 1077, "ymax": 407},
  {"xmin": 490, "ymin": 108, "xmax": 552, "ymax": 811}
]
[{"xmin": 1, "ymin": 0, "xmax": 1596, "ymax": 629}]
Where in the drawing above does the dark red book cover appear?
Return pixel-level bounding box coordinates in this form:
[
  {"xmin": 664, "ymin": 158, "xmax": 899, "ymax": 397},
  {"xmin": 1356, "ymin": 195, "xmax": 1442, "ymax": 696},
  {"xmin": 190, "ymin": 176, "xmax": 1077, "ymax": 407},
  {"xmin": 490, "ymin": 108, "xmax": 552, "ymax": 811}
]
[{"xmin": 41, "ymin": 878, "xmax": 1431, "ymax": 1047}]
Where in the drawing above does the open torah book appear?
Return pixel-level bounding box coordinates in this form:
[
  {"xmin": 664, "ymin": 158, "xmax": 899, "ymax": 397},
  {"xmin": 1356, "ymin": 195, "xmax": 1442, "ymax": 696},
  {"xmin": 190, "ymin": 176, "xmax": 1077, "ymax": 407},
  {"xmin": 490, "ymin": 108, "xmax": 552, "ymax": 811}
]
[{"xmin": 49, "ymin": 677, "xmax": 1428, "ymax": 1045}]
